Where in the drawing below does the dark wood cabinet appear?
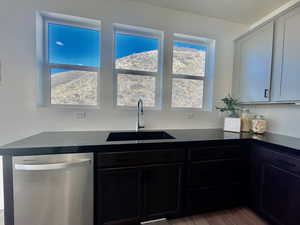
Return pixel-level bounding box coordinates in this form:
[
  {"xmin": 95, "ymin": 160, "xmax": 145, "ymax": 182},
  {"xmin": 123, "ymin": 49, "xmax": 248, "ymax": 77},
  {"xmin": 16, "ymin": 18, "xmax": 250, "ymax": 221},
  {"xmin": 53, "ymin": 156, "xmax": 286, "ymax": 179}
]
[
  {"xmin": 250, "ymin": 144, "xmax": 300, "ymax": 225},
  {"xmin": 185, "ymin": 143, "xmax": 247, "ymax": 215},
  {"xmin": 188, "ymin": 159, "xmax": 245, "ymax": 187},
  {"xmin": 186, "ymin": 183, "xmax": 244, "ymax": 213},
  {"xmin": 248, "ymin": 144, "xmax": 262, "ymax": 210},
  {"xmin": 95, "ymin": 149, "xmax": 184, "ymax": 168},
  {"xmin": 96, "ymin": 168, "xmax": 142, "ymax": 225},
  {"xmin": 95, "ymin": 149, "xmax": 185, "ymax": 225},
  {"xmin": 189, "ymin": 145, "xmax": 242, "ymax": 161},
  {"xmin": 261, "ymin": 163, "xmax": 294, "ymax": 225},
  {"xmin": 95, "ymin": 141, "xmax": 300, "ymax": 225},
  {"xmin": 143, "ymin": 164, "xmax": 183, "ymax": 219},
  {"xmin": 286, "ymin": 177, "xmax": 300, "ymax": 225}
]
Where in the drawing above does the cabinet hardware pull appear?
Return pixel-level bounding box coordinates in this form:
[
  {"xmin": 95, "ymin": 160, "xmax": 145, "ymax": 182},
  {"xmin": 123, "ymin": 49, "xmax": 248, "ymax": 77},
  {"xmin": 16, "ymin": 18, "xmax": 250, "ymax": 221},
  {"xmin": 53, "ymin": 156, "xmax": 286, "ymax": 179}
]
[
  {"xmin": 15, "ymin": 158, "xmax": 91, "ymax": 171},
  {"xmin": 264, "ymin": 89, "xmax": 269, "ymax": 98}
]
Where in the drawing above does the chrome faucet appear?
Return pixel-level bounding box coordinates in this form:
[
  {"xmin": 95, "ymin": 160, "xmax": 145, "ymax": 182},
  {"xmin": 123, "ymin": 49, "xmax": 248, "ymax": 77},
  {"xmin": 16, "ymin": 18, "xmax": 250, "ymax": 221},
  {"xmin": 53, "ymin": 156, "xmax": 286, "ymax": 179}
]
[{"xmin": 137, "ymin": 99, "xmax": 145, "ymax": 131}]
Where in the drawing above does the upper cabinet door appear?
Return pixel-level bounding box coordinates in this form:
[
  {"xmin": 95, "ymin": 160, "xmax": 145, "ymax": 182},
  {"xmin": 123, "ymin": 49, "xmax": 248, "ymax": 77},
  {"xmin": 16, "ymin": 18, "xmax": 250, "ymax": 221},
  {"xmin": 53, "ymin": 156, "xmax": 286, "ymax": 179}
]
[
  {"xmin": 272, "ymin": 7, "xmax": 300, "ymax": 101},
  {"xmin": 233, "ymin": 21, "xmax": 274, "ymax": 103}
]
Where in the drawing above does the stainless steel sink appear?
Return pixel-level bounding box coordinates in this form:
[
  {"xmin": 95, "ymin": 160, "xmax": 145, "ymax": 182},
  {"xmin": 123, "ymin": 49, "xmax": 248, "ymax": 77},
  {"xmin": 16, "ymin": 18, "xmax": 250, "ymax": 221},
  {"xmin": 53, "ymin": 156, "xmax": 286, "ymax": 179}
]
[{"xmin": 106, "ymin": 131, "xmax": 175, "ymax": 142}]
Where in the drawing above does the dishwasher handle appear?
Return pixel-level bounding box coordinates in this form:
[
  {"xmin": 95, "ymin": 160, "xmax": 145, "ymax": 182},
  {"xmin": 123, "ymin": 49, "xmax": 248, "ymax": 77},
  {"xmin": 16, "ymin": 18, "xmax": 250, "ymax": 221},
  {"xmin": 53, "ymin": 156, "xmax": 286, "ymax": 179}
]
[{"xmin": 15, "ymin": 158, "xmax": 91, "ymax": 171}]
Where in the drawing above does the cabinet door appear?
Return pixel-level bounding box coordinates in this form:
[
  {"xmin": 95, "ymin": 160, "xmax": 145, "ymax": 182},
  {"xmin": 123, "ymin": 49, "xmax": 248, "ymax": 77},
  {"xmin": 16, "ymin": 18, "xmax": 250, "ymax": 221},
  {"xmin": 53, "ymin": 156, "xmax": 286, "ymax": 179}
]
[
  {"xmin": 142, "ymin": 164, "xmax": 182, "ymax": 219},
  {"xmin": 261, "ymin": 163, "xmax": 300, "ymax": 225},
  {"xmin": 188, "ymin": 159, "xmax": 245, "ymax": 187},
  {"xmin": 248, "ymin": 145, "xmax": 262, "ymax": 211},
  {"xmin": 233, "ymin": 21, "xmax": 274, "ymax": 103},
  {"xmin": 272, "ymin": 7, "xmax": 300, "ymax": 101},
  {"xmin": 96, "ymin": 168, "xmax": 142, "ymax": 225},
  {"xmin": 186, "ymin": 184, "xmax": 244, "ymax": 214}
]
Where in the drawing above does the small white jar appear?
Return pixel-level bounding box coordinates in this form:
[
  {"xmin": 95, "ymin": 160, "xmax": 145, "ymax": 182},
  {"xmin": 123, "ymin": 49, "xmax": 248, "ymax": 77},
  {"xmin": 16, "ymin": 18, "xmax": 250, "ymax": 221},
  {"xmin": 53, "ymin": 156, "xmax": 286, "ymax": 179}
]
[{"xmin": 252, "ymin": 115, "xmax": 267, "ymax": 134}]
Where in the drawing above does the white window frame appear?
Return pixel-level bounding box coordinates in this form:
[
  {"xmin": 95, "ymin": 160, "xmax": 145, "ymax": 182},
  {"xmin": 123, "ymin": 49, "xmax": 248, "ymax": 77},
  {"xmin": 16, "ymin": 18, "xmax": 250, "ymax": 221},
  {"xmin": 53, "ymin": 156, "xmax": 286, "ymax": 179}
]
[
  {"xmin": 171, "ymin": 33, "xmax": 216, "ymax": 111},
  {"xmin": 36, "ymin": 11, "xmax": 101, "ymax": 108},
  {"xmin": 113, "ymin": 23, "xmax": 164, "ymax": 110}
]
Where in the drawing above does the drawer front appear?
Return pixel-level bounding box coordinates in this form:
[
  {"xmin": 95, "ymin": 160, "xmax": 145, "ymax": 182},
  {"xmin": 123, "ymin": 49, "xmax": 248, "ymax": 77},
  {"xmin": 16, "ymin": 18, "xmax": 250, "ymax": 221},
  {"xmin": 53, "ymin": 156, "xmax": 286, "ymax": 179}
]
[
  {"xmin": 185, "ymin": 184, "xmax": 244, "ymax": 215},
  {"xmin": 96, "ymin": 149, "xmax": 185, "ymax": 168},
  {"xmin": 189, "ymin": 145, "xmax": 242, "ymax": 161},
  {"xmin": 259, "ymin": 146, "xmax": 300, "ymax": 175},
  {"xmin": 188, "ymin": 159, "xmax": 245, "ymax": 187}
]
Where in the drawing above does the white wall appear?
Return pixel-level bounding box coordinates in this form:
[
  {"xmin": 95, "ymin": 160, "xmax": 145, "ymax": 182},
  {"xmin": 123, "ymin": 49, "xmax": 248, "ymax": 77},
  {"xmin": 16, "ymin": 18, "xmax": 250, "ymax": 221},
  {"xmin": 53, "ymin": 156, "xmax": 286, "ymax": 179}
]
[
  {"xmin": 250, "ymin": 0, "xmax": 300, "ymax": 29},
  {"xmin": 0, "ymin": 0, "xmax": 247, "ymax": 146},
  {"xmin": 247, "ymin": 105, "xmax": 300, "ymax": 138}
]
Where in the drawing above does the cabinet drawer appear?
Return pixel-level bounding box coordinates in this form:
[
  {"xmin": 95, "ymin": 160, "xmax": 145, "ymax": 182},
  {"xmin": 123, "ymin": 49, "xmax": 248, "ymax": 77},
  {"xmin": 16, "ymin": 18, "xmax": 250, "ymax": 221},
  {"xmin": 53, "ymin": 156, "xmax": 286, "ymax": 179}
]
[
  {"xmin": 96, "ymin": 149, "xmax": 185, "ymax": 168},
  {"xmin": 259, "ymin": 146, "xmax": 300, "ymax": 175},
  {"xmin": 185, "ymin": 184, "xmax": 244, "ymax": 214},
  {"xmin": 189, "ymin": 145, "xmax": 242, "ymax": 161},
  {"xmin": 188, "ymin": 159, "xmax": 245, "ymax": 187}
]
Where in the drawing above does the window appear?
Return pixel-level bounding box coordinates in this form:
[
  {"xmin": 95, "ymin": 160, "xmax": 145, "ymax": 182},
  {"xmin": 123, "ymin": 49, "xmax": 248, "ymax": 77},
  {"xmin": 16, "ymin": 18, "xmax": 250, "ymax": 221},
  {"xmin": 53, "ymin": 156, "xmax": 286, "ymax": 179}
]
[
  {"xmin": 114, "ymin": 24, "xmax": 163, "ymax": 108},
  {"xmin": 37, "ymin": 12, "xmax": 101, "ymax": 107},
  {"xmin": 171, "ymin": 34, "xmax": 215, "ymax": 110}
]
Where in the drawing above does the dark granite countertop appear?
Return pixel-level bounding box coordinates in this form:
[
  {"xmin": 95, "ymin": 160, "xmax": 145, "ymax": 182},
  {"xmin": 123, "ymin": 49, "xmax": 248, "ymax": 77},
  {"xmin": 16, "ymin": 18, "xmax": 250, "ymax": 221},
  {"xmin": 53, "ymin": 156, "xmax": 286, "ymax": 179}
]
[{"xmin": 1, "ymin": 129, "xmax": 300, "ymax": 156}]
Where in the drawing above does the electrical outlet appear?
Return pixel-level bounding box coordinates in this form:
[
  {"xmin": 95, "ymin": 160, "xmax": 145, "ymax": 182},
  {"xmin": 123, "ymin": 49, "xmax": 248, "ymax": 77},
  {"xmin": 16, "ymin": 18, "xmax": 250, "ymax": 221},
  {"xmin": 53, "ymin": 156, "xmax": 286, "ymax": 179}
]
[
  {"xmin": 75, "ymin": 112, "xmax": 86, "ymax": 120},
  {"xmin": 187, "ymin": 113, "xmax": 195, "ymax": 119}
]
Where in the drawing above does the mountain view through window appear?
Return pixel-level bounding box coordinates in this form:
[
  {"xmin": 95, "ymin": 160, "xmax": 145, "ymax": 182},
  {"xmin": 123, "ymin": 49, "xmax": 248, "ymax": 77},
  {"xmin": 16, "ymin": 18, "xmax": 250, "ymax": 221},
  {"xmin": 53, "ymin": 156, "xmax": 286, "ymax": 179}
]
[
  {"xmin": 48, "ymin": 24, "xmax": 207, "ymax": 107},
  {"xmin": 172, "ymin": 41, "xmax": 207, "ymax": 108}
]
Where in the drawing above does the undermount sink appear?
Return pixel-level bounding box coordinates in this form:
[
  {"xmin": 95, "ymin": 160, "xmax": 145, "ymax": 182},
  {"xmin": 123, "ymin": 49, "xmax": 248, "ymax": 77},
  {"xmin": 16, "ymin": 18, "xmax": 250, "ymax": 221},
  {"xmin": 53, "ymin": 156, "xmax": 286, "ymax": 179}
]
[{"xmin": 106, "ymin": 131, "xmax": 176, "ymax": 142}]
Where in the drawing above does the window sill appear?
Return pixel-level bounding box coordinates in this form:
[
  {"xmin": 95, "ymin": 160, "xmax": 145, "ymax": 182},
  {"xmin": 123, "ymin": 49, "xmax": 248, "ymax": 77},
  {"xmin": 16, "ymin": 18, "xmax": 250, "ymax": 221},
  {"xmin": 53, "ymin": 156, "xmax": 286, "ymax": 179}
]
[
  {"xmin": 170, "ymin": 107, "xmax": 212, "ymax": 112},
  {"xmin": 114, "ymin": 105, "xmax": 162, "ymax": 111},
  {"xmin": 37, "ymin": 104, "xmax": 101, "ymax": 110}
]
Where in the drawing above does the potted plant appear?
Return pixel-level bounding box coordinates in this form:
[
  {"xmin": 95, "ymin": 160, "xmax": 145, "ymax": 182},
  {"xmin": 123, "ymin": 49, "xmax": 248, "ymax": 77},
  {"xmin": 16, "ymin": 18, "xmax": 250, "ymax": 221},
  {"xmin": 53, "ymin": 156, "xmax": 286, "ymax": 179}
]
[{"xmin": 216, "ymin": 95, "xmax": 241, "ymax": 133}]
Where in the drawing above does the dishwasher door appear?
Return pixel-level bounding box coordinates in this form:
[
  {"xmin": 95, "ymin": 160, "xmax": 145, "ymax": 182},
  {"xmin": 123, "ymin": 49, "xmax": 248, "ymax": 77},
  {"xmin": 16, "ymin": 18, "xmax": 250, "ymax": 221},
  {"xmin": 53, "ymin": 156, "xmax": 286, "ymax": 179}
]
[{"xmin": 13, "ymin": 153, "xmax": 93, "ymax": 225}]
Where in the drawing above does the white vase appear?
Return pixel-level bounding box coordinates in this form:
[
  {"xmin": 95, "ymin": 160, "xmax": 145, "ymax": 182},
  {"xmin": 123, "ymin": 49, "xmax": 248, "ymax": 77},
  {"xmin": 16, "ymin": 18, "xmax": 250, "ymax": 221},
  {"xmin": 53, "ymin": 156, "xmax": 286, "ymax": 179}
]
[{"xmin": 224, "ymin": 117, "xmax": 241, "ymax": 133}]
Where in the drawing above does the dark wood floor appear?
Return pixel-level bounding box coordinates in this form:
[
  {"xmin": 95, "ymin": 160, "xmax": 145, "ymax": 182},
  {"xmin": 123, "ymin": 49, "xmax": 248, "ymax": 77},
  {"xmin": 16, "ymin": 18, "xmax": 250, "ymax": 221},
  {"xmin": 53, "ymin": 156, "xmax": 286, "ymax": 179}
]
[
  {"xmin": 169, "ymin": 208, "xmax": 269, "ymax": 225},
  {"xmin": 0, "ymin": 208, "xmax": 268, "ymax": 225}
]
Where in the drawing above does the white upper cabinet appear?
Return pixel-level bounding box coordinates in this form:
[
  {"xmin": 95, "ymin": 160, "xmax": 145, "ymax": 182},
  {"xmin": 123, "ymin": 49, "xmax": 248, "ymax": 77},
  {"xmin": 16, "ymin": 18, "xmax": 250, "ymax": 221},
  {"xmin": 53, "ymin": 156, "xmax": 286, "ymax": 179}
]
[
  {"xmin": 233, "ymin": 21, "xmax": 274, "ymax": 103},
  {"xmin": 272, "ymin": 7, "xmax": 300, "ymax": 101}
]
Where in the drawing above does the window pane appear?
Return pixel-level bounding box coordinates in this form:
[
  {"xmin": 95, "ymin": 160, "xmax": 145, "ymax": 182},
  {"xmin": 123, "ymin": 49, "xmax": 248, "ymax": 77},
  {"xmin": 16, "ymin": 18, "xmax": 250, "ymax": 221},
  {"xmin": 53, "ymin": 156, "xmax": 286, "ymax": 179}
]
[
  {"xmin": 117, "ymin": 74, "xmax": 155, "ymax": 107},
  {"xmin": 51, "ymin": 68, "xmax": 98, "ymax": 105},
  {"xmin": 48, "ymin": 23, "xmax": 100, "ymax": 67},
  {"xmin": 173, "ymin": 42, "xmax": 206, "ymax": 76},
  {"xmin": 115, "ymin": 33, "xmax": 159, "ymax": 72},
  {"xmin": 172, "ymin": 78, "xmax": 203, "ymax": 108}
]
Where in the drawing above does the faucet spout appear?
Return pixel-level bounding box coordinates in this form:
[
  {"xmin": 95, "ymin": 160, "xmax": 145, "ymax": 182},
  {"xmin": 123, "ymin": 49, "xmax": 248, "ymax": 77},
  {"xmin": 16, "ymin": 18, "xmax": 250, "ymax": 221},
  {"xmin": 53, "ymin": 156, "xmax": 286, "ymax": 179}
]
[{"xmin": 137, "ymin": 99, "xmax": 145, "ymax": 131}]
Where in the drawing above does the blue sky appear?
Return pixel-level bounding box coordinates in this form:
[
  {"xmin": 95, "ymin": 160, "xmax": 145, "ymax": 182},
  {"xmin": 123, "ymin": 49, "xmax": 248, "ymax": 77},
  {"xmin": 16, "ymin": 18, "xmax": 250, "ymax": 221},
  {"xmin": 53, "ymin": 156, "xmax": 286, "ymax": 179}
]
[
  {"xmin": 49, "ymin": 23, "xmax": 206, "ymax": 74},
  {"xmin": 115, "ymin": 33, "xmax": 158, "ymax": 58},
  {"xmin": 174, "ymin": 41, "xmax": 207, "ymax": 51},
  {"xmin": 49, "ymin": 24, "xmax": 100, "ymax": 67}
]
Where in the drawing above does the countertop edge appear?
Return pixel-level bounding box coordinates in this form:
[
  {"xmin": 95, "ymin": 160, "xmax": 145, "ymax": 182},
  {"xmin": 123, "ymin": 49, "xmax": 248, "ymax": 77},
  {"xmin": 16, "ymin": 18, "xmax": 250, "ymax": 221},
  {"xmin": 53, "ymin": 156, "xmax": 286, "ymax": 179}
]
[
  {"xmin": 0, "ymin": 138, "xmax": 249, "ymax": 156},
  {"xmin": 1, "ymin": 129, "xmax": 300, "ymax": 156}
]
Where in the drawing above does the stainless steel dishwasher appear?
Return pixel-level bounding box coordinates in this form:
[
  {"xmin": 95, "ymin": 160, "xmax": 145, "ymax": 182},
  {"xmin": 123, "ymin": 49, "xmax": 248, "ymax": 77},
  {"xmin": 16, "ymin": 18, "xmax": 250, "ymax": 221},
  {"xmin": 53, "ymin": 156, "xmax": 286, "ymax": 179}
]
[{"xmin": 13, "ymin": 153, "xmax": 93, "ymax": 225}]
